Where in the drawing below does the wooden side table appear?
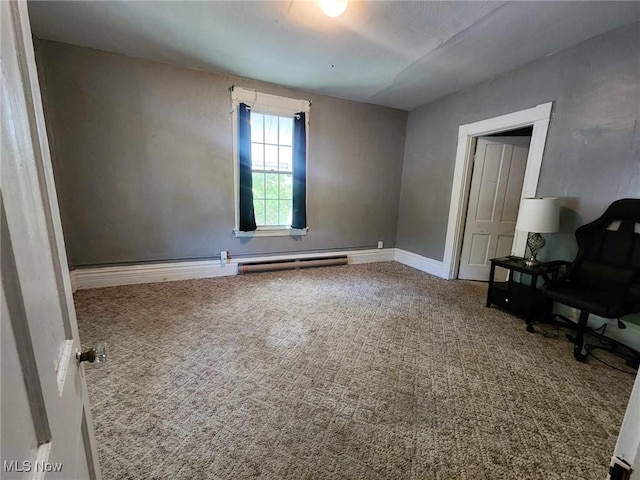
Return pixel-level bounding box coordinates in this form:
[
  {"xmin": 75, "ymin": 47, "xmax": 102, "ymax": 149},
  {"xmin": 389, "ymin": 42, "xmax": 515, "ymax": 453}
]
[{"xmin": 486, "ymin": 256, "xmax": 566, "ymax": 331}]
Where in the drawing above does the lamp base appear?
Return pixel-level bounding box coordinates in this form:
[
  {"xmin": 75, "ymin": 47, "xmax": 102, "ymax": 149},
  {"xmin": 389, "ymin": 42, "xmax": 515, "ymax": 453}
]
[
  {"xmin": 524, "ymin": 257, "xmax": 542, "ymax": 267},
  {"xmin": 525, "ymin": 232, "xmax": 546, "ymax": 266}
]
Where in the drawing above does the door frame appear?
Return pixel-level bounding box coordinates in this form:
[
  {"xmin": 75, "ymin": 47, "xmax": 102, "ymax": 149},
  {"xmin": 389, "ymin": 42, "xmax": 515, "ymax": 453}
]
[{"xmin": 443, "ymin": 102, "xmax": 553, "ymax": 280}]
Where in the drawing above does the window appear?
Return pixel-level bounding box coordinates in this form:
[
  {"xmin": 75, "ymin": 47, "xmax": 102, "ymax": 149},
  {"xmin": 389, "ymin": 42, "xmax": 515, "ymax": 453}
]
[
  {"xmin": 250, "ymin": 113, "xmax": 294, "ymax": 226},
  {"xmin": 231, "ymin": 87, "xmax": 310, "ymax": 237}
]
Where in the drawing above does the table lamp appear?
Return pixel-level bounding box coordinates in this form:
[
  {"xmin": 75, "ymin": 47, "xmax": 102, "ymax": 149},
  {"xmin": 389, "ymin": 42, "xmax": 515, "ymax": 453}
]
[{"xmin": 515, "ymin": 197, "xmax": 560, "ymax": 266}]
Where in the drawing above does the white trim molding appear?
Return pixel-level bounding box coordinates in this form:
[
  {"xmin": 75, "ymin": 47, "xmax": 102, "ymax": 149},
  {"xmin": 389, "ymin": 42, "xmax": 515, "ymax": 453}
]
[
  {"xmin": 74, "ymin": 245, "xmax": 514, "ymax": 290},
  {"xmin": 394, "ymin": 249, "xmax": 450, "ymax": 279},
  {"xmin": 233, "ymin": 227, "xmax": 308, "ymax": 238},
  {"xmin": 71, "ymin": 260, "xmax": 239, "ymax": 290},
  {"xmin": 70, "ymin": 248, "xmax": 395, "ymax": 290},
  {"xmin": 347, "ymin": 248, "xmax": 395, "ymax": 264},
  {"xmin": 70, "ymin": 270, "xmax": 78, "ymax": 292},
  {"xmin": 231, "ymin": 86, "xmax": 311, "ymax": 115},
  {"xmin": 612, "ymin": 366, "xmax": 640, "ymax": 475},
  {"xmin": 443, "ymin": 102, "xmax": 553, "ymax": 280}
]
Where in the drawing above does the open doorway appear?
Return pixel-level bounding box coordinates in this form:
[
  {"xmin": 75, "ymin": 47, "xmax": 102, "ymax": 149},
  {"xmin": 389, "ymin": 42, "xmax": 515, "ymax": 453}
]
[
  {"xmin": 457, "ymin": 127, "xmax": 532, "ymax": 281},
  {"xmin": 441, "ymin": 102, "xmax": 553, "ymax": 280}
]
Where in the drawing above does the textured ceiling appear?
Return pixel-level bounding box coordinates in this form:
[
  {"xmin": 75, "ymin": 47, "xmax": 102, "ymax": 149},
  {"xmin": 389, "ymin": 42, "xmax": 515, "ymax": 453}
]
[{"xmin": 27, "ymin": 1, "xmax": 639, "ymax": 111}]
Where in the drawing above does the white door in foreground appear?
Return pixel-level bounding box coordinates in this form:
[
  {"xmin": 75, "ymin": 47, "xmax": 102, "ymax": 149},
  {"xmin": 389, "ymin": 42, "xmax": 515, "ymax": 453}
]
[
  {"xmin": 458, "ymin": 137, "xmax": 530, "ymax": 281},
  {"xmin": 608, "ymin": 372, "xmax": 640, "ymax": 479},
  {"xmin": 1, "ymin": 2, "xmax": 100, "ymax": 478}
]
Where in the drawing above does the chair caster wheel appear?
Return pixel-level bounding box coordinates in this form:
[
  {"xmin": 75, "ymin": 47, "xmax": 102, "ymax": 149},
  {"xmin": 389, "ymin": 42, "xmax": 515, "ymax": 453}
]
[
  {"xmin": 526, "ymin": 325, "xmax": 534, "ymax": 333},
  {"xmin": 574, "ymin": 353, "xmax": 586, "ymax": 362}
]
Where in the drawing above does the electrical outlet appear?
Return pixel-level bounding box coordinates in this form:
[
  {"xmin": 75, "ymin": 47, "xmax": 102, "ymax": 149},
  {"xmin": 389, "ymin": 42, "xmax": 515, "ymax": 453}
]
[
  {"xmin": 377, "ymin": 241, "xmax": 384, "ymax": 249},
  {"xmin": 220, "ymin": 250, "xmax": 228, "ymax": 264}
]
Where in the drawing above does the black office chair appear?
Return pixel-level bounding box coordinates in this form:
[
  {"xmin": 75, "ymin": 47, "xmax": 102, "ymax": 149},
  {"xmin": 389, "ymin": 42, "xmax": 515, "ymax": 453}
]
[{"xmin": 542, "ymin": 198, "xmax": 640, "ymax": 364}]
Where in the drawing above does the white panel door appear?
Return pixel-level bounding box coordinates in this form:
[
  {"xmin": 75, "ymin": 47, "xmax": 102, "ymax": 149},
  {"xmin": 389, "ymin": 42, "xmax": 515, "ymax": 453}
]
[
  {"xmin": 1, "ymin": 2, "xmax": 100, "ymax": 479},
  {"xmin": 458, "ymin": 137, "xmax": 530, "ymax": 281}
]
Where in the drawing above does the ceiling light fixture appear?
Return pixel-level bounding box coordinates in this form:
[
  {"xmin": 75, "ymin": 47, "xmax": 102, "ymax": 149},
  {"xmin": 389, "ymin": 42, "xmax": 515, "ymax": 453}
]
[{"xmin": 317, "ymin": 0, "xmax": 348, "ymax": 17}]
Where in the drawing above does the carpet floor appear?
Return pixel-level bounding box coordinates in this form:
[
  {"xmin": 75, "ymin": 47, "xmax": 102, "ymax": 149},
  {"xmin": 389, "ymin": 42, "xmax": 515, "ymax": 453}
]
[{"xmin": 75, "ymin": 262, "xmax": 634, "ymax": 479}]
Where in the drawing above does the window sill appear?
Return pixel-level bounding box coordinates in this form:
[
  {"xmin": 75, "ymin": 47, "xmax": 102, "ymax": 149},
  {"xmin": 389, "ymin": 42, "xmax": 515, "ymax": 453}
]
[{"xmin": 233, "ymin": 227, "xmax": 308, "ymax": 238}]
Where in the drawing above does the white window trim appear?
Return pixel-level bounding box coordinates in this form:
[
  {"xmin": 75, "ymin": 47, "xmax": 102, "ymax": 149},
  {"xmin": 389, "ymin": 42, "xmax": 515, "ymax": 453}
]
[
  {"xmin": 231, "ymin": 86, "xmax": 310, "ymax": 238},
  {"xmin": 233, "ymin": 226, "xmax": 309, "ymax": 238}
]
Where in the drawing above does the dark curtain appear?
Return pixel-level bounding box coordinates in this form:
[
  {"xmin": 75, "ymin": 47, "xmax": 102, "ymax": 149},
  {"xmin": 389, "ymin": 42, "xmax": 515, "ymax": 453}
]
[
  {"xmin": 238, "ymin": 103, "xmax": 256, "ymax": 231},
  {"xmin": 291, "ymin": 112, "xmax": 307, "ymax": 229}
]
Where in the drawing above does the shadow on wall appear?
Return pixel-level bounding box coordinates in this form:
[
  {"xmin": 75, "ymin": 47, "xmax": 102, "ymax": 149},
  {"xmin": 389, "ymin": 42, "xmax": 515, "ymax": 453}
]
[{"xmin": 542, "ymin": 197, "xmax": 583, "ymax": 262}]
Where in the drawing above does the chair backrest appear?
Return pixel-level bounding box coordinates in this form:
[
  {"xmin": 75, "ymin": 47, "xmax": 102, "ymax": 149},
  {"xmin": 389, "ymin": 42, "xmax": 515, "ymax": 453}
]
[{"xmin": 568, "ymin": 199, "xmax": 640, "ymax": 300}]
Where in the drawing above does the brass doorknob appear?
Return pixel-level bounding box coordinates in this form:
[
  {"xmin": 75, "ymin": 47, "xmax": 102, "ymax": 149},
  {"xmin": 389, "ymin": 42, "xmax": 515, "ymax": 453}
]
[{"xmin": 77, "ymin": 342, "xmax": 108, "ymax": 363}]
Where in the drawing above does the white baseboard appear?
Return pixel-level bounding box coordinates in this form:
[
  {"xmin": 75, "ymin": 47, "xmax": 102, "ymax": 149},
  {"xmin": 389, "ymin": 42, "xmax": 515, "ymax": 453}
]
[
  {"xmin": 70, "ymin": 248, "xmax": 396, "ymax": 290},
  {"xmin": 71, "ymin": 260, "xmax": 238, "ymax": 290},
  {"xmin": 347, "ymin": 248, "xmax": 396, "ymax": 264},
  {"xmin": 69, "ymin": 270, "xmax": 78, "ymax": 292},
  {"xmin": 394, "ymin": 248, "xmax": 450, "ymax": 279}
]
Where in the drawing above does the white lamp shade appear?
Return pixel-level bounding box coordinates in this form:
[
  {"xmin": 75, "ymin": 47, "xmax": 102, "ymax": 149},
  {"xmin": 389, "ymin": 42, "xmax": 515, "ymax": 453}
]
[{"xmin": 515, "ymin": 197, "xmax": 560, "ymax": 233}]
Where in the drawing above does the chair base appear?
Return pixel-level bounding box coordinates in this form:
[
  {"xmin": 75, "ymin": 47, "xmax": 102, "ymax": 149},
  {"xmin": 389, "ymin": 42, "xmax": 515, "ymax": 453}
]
[
  {"xmin": 528, "ymin": 312, "xmax": 640, "ymax": 368},
  {"xmin": 574, "ymin": 351, "xmax": 587, "ymax": 363},
  {"xmin": 526, "ymin": 313, "xmax": 578, "ymax": 334}
]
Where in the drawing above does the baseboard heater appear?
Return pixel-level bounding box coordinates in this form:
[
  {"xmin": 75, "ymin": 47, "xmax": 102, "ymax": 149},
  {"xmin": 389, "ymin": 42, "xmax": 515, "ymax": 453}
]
[{"xmin": 238, "ymin": 255, "xmax": 348, "ymax": 274}]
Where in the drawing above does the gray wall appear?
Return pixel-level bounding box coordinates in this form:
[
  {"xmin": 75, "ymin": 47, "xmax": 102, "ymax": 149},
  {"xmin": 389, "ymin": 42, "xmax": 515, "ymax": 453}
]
[
  {"xmin": 36, "ymin": 21, "xmax": 640, "ymax": 269},
  {"xmin": 35, "ymin": 40, "xmax": 407, "ymax": 267},
  {"xmin": 397, "ymin": 21, "xmax": 640, "ymax": 262}
]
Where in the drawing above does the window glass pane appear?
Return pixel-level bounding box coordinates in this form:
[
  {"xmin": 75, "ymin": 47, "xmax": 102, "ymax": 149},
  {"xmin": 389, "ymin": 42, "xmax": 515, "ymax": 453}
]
[
  {"xmin": 265, "ymin": 200, "xmax": 279, "ymax": 225},
  {"xmin": 265, "ymin": 174, "xmax": 279, "ymax": 199},
  {"xmin": 279, "ymin": 174, "xmax": 293, "ymax": 199},
  {"xmin": 279, "ymin": 117, "xmax": 293, "ymax": 146},
  {"xmin": 253, "ymin": 199, "xmax": 266, "ymax": 226},
  {"xmin": 264, "ymin": 115, "xmax": 278, "ymax": 145},
  {"xmin": 252, "ymin": 172, "xmax": 265, "ymax": 199},
  {"xmin": 279, "ymin": 200, "xmax": 292, "ymax": 225},
  {"xmin": 264, "ymin": 145, "xmax": 278, "ymax": 171},
  {"xmin": 251, "ymin": 143, "xmax": 264, "ymax": 170},
  {"xmin": 250, "ymin": 113, "xmax": 264, "ymax": 143},
  {"xmin": 279, "ymin": 146, "xmax": 292, "ymax": 172}
]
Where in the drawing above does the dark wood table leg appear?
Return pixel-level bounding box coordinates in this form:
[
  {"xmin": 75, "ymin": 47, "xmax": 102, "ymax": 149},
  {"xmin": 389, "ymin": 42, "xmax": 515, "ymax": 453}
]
[
  {"xmin": 525, "ymin": 272, "xmax": 538, "ymax": 332},
  {"xmin": 486, "ymin": 261, "xmax": 496, "ymax": 308}
]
